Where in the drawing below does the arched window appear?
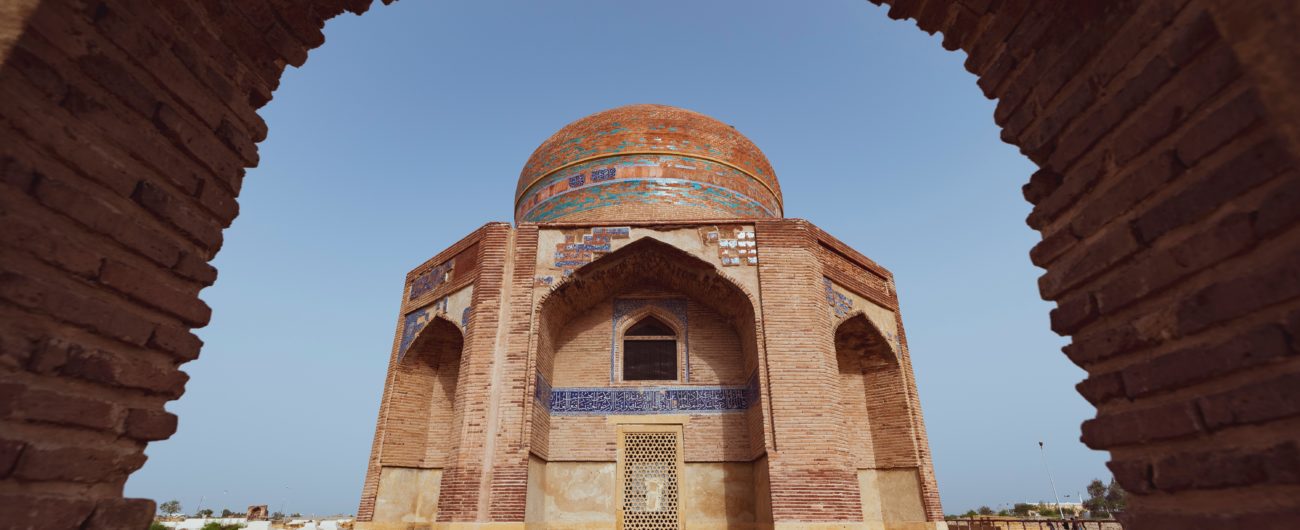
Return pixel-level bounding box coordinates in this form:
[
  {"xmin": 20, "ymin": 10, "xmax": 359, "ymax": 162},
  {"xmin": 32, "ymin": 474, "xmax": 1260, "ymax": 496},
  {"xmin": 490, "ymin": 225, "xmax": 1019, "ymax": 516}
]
[{"xmin": 622, "ymin": 315, "xmax": 679, "ymax": 381}]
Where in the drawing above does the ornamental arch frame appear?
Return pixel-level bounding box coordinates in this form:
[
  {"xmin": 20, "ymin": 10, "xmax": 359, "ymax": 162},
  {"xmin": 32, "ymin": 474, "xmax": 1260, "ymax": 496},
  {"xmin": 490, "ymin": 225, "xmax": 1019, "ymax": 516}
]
[{"xmin": 1, "ymin": 0, "xmax": 1298, "ymax": 528}]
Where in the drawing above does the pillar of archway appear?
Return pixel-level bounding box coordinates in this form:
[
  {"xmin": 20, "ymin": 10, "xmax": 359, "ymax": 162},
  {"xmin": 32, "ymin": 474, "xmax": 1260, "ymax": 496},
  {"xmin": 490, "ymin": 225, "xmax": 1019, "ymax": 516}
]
[{"xmin": 0, "ymin": 0, "xmax": 1298, "ymax": 528}]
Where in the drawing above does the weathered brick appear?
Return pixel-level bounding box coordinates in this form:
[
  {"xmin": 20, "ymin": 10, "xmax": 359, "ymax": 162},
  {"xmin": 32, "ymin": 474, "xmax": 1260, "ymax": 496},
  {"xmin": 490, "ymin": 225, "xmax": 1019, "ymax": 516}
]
[
  {"xmin": 14, "ymin": 445, "xmax": 146, "ymax": 483},
  {"xmin": 148, "ymin": 324, "xmax": 203, "ymax": 363},
  {"xmin": 1075, "ymin": 371, "xmax": 1126, "ymax": 406},
  {"xmin": 1065, "ymin": 320, "xmax": 1159, "ymax": 366},
  {"xmin": 1096, "ymin": 212, "xmax": 1256, "ymax": 315},
  {"xmin": 1049, "ymin": 54, "xmax": 1175, "ymax": 169},
  {"xmin": 61, "ymin": 347, "xmax": 188, "ymax": 398},
  {"xmin": 1153, "ymin": 441, "xmax": 1300, "ymax": 492},
  {"xmin": 98, "ymin": 259, "xmax": 211, "ymax": 326},
  {"xmin": 1197, "ymin": 371, "xmax": 1300, "ymax": 430},
  {"xmin": 1021, "ymin": 168, "xmax": 1063, "ymax": 205},
  {"xmin": 1049, "ymin": 291, "xmax": 1096, "ymax": 335},
  {"xmin": 1123, "ymin": 324, "xmax": 1289, "ymax": 398},
  {"xmin": 1069, "ymin": 151, "xmax": 1183, "ymax": 240},
  {"xmin": 30, "ymin": 174, "xmax": 185, "ymax": 269},
  {"xmin": 1135, "ymin": 139, "xmax": 1291, "ymax": 245},
  {"xmin": 1081, "ymin": 400, "xmax": 1203, "ymax": 448},
  {"xmin": 1176, "ymin": 246, "xmax": 1300, "ymax": 335},
  {"xmin": 84, "ymin": 498, "xmax": 156, "ymax": 530},
  {"xmin": 0, "ymin": 212, "xmax": 103, "ymax": 279},
  {"xmin": 17, "ymin": 388, "xmax": 118, "ymax": 430},
  {"xmin": 1175, "ymin": 89, "xmax": 1265, "ymax": 166},
  {"xmin": 0, "ymin": 271, "xmax": 155, "ymax": 347},
  {"xmin": 1111, "ymin": 45, "xmax": 1242, "ymax": 165},
  {"xmin": 940, "ymin": 6, "xmax": 978, "ymax": 51},
  {"xmin": 173, "ymin": 251, "xmax": 218, "ymax": 286},
  {"xmin": 124, "ymin": 408, "xmax": 178, "ymax": 441},
  {"xmin": 1028, "ymin": 227, "xmax": 1078, "ymax": 268},
  {"xmin": 1105, "ymin": 458, "xmax": 1153, "ymax": 494},
  {"xmin": 132, "ymin": 180, "xmax": 223, "ymax": 251},
  {"xmin": 1254, "ymin": 170, "xmax": 1300, "ymax": 238},
  {"xmin": 0, "ymin": 493, "xmax": 96, "ymax": 529},
  {"xmin": 1038, "ymin": 225, "xmax": 1141, "ymax": 300},
  {"xmin": 0, "ymin": 439, "xmax": 24, "ymax": 478}
]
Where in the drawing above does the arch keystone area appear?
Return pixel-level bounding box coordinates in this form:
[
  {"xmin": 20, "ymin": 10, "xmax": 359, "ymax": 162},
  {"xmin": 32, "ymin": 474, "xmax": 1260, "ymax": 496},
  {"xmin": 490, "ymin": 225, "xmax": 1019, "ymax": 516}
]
[{"xmin": 1, "ymin": 1, "xmax": 1299, "ymax": 528}]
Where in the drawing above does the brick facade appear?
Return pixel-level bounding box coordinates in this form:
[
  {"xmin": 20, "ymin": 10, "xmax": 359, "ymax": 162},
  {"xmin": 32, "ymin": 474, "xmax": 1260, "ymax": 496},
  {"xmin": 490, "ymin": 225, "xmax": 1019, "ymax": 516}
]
[
  {"xmin": 1, "ymin": 0, "xmax": 1299, "ymax": 528},
  {"xmin": 360, "ymin": 217, "xmax": 942, "ymax": 526}
]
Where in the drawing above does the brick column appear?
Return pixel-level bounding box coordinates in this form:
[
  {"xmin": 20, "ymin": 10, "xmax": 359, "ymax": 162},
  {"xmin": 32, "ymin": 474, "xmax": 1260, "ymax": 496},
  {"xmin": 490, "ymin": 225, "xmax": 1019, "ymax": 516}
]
[
  {"xmin": 754, "ymin": 219, "xmax": 864, "ymax": 524},
  {"xmin": 486, "ymin": 225, "xmax": 538, "ymax": 521},
  {"xmin": 437, "ymin": 223, "xmax": 512, "ymax": 521}
]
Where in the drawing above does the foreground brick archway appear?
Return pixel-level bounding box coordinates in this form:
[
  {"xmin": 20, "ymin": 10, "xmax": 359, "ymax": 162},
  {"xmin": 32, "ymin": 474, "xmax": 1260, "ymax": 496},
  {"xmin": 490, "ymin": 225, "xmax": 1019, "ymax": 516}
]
[{"xmin": 1, "ymin": 0, "xmax": 1298, "ymax": 528}]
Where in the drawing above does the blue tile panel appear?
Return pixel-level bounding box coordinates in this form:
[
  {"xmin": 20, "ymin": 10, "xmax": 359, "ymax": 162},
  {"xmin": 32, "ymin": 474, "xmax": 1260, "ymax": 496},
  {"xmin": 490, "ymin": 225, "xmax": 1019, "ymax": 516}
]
[
  {"xmin": 398, "ymin": 305, "xmax": 437, "ymax": 361},
  {"xmin": 824, "ymin": 277, "xmax": 854, "ymax": 317},
  {"xmin": 552, "ymin": 226, "xmax": 631, "ymax": 277},
  {"xmin": 516, "ymin": 154, "xmax": 780, "ymax": 223},
  {"xmin": 534, "ymin": 371, "xmax": 761, "ymax": 415},
  {"xmin": 398, "ymin": 298, "xmax": 467, "ymax": 362},
  {"xmin": 699, "ymin": 226, "xmax": 759, "ymax": 267},
  {"xmin": 409, "ymin": 260, "xmax": 454, "ymax": 300},
  {"xmin": 612, "ymin": 298, "xmax": 689, "ymax": 383}
]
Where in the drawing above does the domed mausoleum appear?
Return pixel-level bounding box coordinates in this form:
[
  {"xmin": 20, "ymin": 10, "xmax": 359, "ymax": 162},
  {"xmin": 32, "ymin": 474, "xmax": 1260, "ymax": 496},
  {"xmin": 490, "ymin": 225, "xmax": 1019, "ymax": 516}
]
[
  {"xmin": 515, "ymin": 104, "xmax": 782, "ymax": 222},
  {"xmin": 358, "ymin": 105, "xmax": 944, "ymax": 530}
]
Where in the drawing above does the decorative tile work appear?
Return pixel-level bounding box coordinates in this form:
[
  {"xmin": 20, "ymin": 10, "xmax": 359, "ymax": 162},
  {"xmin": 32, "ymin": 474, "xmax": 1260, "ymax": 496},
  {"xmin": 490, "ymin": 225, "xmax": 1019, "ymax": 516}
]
[
  {"xmin": 883, "ymin": 329, "xmax": 903, "ymax": 357},
  {"xmin": 398, "ymin": 296, "xmax": 471, "ymax": 361},
  {"xmin": 533, "ymin": 370, "xmax": 762, "ymax": 415},
  {"xmin": 409, "ymin": 260, "xmax": 454, "ymax": 300},
  {"xmin": 398, "ymin": 305, "xmax": 438, "ymax": 361},
  {"xmin": 700, "ymin": 226, "xmax": 758, "ymax": 267},
  {"xmin": 552, "ymin": 226, "xmax": 631, "ymax": 277},
  {"xmin": 744, "ymin": 371, "xmax": 761, "ymax": 408},
  {"xmin": 515, "ymin": 153, "xmax": 780, "ymax": 222},
  {"xmin": 824, "ymin": 277, "xmax": 854, "ymax": 318},
  {"xmin": 551, "ymin": 385, "xmax": 749, "ymax": 415},
  {"xmin": 612, "ymin": 298, "xmax": 689, "ymax": 383},
  {"xmin": 535, "ymin": 371, "xmax": 554, "ymax": 407}
]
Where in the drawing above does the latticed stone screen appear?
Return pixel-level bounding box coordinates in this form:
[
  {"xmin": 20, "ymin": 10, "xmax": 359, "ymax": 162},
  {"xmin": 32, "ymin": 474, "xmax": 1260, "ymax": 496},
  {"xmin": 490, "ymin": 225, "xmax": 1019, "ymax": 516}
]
[{"xmin": 619, "ymin": 431, "xmax": 681, "ymax": 529}]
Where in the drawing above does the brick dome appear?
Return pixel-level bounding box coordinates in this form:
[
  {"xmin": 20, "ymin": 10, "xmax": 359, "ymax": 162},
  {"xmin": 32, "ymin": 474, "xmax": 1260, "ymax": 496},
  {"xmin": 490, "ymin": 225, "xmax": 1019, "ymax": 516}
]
[{"xmin": 515, "ymin": 104, "xmax": 783, "ymax": 223}]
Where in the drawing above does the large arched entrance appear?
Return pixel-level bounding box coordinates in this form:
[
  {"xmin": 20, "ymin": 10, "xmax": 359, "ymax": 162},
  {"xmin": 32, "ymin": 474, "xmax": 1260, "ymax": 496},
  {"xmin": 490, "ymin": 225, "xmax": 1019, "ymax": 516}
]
[{"xmin": 0, "ymin": 1, "xmax": 1297, "ymax": 528}]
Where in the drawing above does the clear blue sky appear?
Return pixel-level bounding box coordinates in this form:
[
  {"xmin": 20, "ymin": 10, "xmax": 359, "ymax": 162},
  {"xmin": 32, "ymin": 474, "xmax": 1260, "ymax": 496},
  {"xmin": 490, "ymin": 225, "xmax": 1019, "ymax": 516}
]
[{"xmin": 125, "ymin": 0, "xmax": 1109, "ymax": 516}]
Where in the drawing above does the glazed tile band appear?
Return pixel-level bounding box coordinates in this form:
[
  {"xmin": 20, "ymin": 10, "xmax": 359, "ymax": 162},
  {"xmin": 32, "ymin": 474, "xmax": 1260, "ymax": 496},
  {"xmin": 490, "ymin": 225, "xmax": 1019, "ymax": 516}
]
[{"xmin": 515, "ymin": 150, "xmax": 785, "ymax": 214}]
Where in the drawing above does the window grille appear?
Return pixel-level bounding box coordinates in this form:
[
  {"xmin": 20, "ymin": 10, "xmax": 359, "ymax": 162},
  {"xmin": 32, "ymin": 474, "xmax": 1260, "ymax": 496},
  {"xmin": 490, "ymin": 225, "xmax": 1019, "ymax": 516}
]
[{"xmin": 619, "ymin": 429, "xmax": 682, "ymax": 529}]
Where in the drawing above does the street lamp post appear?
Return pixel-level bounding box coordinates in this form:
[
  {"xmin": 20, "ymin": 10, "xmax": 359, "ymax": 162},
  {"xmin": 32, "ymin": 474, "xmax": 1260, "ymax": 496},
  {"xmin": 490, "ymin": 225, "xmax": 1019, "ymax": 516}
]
[{"xmin": 1038, "ymin": 441, "xmax": 1066, "ymax": 521}]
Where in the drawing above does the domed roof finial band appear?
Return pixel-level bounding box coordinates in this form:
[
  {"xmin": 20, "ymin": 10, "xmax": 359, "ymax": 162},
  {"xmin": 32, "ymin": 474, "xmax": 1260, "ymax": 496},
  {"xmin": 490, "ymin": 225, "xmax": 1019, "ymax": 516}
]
[{"xmin": 514, "ymin": 150, "xmax": 785, "ymax": 215}]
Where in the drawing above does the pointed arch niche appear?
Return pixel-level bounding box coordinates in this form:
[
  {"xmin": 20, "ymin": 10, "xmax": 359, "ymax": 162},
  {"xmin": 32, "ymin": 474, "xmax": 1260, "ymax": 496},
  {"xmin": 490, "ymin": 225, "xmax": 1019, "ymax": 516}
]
[
  {"xmin": 371, "ymin": 316, "xmax": 465, "ymax": 524},
  {"xmin": 527, "ymin": 238, "xmax": 772, "ymax": 526},
  {"xmin": 834, "ymin": 313, "xmax": 926, "ymax": 524}
]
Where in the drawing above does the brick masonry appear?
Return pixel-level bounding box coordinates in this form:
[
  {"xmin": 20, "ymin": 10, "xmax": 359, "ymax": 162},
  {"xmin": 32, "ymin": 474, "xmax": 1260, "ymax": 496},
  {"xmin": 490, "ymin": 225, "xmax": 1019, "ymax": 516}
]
[{"xmin": 0, "ymin": 0, "xmax": 1298, "ymax": 528}]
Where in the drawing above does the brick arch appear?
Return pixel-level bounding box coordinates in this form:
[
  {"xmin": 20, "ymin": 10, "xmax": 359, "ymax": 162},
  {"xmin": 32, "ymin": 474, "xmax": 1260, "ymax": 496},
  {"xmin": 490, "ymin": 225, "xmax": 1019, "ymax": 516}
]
[
  {"xmin": 528, "ymin": 236, "xmax": 772, "ymax": 457},
  {"xmin": 834, "ymin": 310, "xmax": 900, "ymax": 365},
  {"xmin": 531, "ymin": 236, "xmax": 765, "ymax": 396},
  {"xmin": 1, "ymin": 1, "xmax": 1298, "ymax": 528},
  {"xmin": 833, "ymin": 314, "xmax": 917, "ymax": 474}
]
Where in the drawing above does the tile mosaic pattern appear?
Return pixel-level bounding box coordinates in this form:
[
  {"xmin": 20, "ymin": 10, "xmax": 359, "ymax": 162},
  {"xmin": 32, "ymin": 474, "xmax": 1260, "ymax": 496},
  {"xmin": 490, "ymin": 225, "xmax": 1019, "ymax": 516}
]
[
  {"xmin": 612, "ymin": 298, "xmax": 689, "ymax": 383},
  {"xmin": 533, "ymin": 370, "xmax": 761, "ymax": 415},
  {"xmin": 824, "ymin": 277, "xmax": 854, "ymax": 318},
  {"xmin": 397, "ymin": 297, "xmax": 468, "ymax": 361},
  {"xmin": 409, "ymin": 260, "xmax": 454, "ymax": 300},
  {"xmin": 517, "ymin": 104, "xmax": 779, "ymax": 199},
  {"xmin": 553, "ymin": 226, "xmax": 631, "ymax": 277},
  {"xmin": 517, "ymin": 153, "xmax": 779, "ymax": 222},
  {"xmin": 700, "ymin": 226, "xmax": 758, "ymax": 267},
  {"xmin": 398, "ymin": 304, "xmax": 437, "ymax": 361}
]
